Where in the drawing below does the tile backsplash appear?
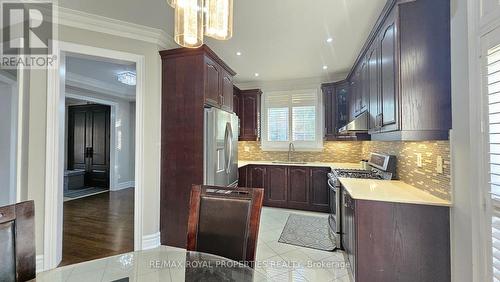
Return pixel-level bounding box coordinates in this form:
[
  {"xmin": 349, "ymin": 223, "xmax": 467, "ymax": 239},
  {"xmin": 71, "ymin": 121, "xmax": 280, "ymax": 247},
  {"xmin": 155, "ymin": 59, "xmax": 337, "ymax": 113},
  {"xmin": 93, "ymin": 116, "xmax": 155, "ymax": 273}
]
[
  {"xmin": 238, "ymin": 140, "xmax": 451, "ymax": 201},
  {"xmin": 238, "ymin": 141, "xmax": 363, "ymax": 163}
]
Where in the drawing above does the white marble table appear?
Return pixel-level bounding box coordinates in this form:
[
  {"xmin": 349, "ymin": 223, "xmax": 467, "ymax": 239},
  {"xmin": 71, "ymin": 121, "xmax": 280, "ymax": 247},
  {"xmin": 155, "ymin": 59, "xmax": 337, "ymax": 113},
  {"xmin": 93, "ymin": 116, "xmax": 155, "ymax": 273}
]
[{"xmin": 34, "ymin": 246, "xmax": 266, "ymax": 282}]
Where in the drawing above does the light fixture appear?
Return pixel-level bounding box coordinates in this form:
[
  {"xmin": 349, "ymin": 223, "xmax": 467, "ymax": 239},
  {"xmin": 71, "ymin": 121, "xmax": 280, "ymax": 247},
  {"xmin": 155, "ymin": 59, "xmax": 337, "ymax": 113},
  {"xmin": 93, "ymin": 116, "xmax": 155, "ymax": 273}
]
[
  {"xmin": 174, "ymin": 0, "xmax": 204, "ymax": 48},
  {"xmin": 323, "ymin": 65, "xmax": 328, "ymax": 70},
  {"xmin": 204, "ymin": 0, "xmax": 233, "ymax": 40},
  {"xmin": 254, "ymin": 73, "xmax": 259, "ymax": 77},
  {"xmin": 167, "ymin": 0, "xmax": 176, "ymax": 8},
  {"xmin": 236, "ymin": 51, "xmax": 242, "ymax": 56},
  {"xmin": 117, "ymin": 71, "xmax": 137, "ymax": 86},
  {"xmin": 326, "ymin": 37, "xmax": 333, "ymax": 43}
]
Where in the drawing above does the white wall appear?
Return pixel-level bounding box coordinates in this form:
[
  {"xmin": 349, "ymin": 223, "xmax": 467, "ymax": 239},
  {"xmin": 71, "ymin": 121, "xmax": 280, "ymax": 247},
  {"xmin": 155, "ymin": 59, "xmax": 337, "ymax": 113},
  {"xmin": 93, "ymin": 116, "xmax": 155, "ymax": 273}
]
[
  {"xmin": 25, "ymin": 24, "xmax": 163, "ymax": 257},
  {"xmin": 0, "ymin": 84, "xmax": 17, "ymax": 206}
]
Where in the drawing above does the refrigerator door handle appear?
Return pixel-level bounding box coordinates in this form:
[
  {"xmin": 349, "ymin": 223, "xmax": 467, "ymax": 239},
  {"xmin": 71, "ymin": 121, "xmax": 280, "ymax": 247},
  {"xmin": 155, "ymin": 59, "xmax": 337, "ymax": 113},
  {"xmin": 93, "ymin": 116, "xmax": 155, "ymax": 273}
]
[{"xmin": 225, "ymin": 122, "xmax": 233, "ymax": 174}]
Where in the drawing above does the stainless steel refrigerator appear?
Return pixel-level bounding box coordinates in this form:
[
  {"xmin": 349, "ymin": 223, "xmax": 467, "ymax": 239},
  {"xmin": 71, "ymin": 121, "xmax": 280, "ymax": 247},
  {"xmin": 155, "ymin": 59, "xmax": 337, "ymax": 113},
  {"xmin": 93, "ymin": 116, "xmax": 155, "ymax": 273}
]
[{"xmin": 204, "ymin": 107, "xmax": 239, "ymax": 187}]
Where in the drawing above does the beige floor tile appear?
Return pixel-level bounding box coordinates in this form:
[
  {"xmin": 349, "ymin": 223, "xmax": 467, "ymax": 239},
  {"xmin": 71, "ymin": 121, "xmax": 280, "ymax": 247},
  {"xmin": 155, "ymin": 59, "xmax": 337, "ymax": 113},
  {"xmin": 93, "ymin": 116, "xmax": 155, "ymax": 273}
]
[
  {"xmin": 256, "ymin": 242, "xmax": 279, "ymax": 260},
  {"xmin": 268, "ymin": 270, "xmax": 308, "ymax": 282},
  {"xmin": 265, "ymin": 241, "xmax": 299, "ymax": 255}
]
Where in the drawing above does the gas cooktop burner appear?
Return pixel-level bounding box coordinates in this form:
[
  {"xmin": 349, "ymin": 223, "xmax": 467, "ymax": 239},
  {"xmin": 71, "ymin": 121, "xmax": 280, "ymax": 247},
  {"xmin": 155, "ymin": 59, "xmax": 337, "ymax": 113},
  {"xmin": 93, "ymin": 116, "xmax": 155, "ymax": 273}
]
[{"xmin": 332, "ymin": 169, "xmax": 384, "ymax": 180}]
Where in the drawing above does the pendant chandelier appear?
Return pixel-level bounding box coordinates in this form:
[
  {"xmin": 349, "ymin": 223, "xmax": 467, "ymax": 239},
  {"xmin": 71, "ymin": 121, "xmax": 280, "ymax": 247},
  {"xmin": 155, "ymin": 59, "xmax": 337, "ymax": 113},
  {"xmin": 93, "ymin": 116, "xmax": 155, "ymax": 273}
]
[{"xmin": 167, "ymin": 0, "xmax": 233, "ymax": 48}]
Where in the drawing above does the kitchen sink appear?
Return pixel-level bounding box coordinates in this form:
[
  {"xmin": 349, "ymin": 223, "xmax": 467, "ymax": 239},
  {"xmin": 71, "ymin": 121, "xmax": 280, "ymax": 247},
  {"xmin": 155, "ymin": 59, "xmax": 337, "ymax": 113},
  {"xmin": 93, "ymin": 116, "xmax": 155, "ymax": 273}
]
[{"xmin": 271, "ymin": 161, "xmax": 309, "ymax": 165}]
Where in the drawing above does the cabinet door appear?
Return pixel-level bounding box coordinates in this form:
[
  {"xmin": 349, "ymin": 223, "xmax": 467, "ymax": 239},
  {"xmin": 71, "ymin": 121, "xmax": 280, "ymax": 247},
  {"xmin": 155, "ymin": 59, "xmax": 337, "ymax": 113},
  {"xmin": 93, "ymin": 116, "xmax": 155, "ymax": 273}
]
[
  {"xmin": 266, "ymin": 166, "xmax": 288, "ymax": 208},
  {"xmin": 348, "ymin": 79, "xmax": 357, "ymax": 121},
  {"xmin": 309, "ymin": 167, "xmax": 330, "ymax": 212},
  {"xmin": 336, "ymin": 83, "xmax": 349, "ymax": 130},
  {"xmin": 238, "ymin": 166, "xmax": 247, "ymax": 187},
  {"xmin": 360, "ymin": 60, "xmax": 369, "ymax": 113},
  {"xmin": 248, "ymin": 166, "xmax": 266, "ymax": 189},
  {"xmin": 322, "ymin": 84, "xmax": 336, "ymax": 139},
  {"xmin": 288, "ymin": 167, "xmax": 309, "ymax": 210},
  {"xmin": 204, "ymin": 58, "xmax": 221, "ymax": 107},
  {"xmin": 221, "ymin": 71, "xmax": 233, "ymax": 112},
  {"xmin": 241, "ymin": 94, "xmax": 258, "ymax": 140},
  {"xmin": 380, "ymin": 13, "xmax": 399, "ymax": 132},
  {"xmin": 368, "ymin": 46, "xmax": 381, "ymax": 132}
]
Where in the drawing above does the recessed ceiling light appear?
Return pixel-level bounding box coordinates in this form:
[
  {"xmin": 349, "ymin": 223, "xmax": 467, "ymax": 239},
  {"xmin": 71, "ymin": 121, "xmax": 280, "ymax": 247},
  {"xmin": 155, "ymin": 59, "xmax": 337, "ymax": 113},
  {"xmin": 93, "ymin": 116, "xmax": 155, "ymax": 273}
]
[
  {"xmin": 236, "ymin": 51, "xmax": 242, "ymax": 56},
  {"xmin": 326, "ymin": 38, "xmax": 333, "ymax": 43},
  {"xmin": 323, "ymin": 65, "xmax": 328, "ymax": 70},
  {"xmin": 254, "ymin": 73, "xmax": 260, "ymax": 77}
]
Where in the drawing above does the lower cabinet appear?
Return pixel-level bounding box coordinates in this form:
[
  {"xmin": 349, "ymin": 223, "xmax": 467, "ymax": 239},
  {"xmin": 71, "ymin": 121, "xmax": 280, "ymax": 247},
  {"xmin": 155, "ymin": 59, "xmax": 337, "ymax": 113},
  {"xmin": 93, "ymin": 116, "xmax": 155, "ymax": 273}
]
[
  {"xmin": 267, "ymin": 166, "xmax": 288, "ymax": 208},
  {"xmin": 239, "ymin": 165, "xmax": 330, "ymax": 212},
  {"xmin": 341, "ymin": 186, "xmax": 451, "ymax": 282}
]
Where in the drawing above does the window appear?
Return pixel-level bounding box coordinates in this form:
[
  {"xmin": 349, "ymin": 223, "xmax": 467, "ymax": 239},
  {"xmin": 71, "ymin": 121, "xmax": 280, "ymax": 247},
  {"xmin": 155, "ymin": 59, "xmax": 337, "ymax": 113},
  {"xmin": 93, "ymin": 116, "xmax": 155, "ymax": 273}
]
[{"xmin": 262, "ymin": 89, "xmax": 322, "ymax": 150}]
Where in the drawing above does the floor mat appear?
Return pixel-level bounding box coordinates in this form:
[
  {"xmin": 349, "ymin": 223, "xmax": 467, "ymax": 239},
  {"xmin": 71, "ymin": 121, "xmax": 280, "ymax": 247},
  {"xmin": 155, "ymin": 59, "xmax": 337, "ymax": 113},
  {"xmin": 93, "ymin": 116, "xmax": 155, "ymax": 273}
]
[{"xmin": 278, "ymin": 214, "xmax": 335, "ymax": 251}]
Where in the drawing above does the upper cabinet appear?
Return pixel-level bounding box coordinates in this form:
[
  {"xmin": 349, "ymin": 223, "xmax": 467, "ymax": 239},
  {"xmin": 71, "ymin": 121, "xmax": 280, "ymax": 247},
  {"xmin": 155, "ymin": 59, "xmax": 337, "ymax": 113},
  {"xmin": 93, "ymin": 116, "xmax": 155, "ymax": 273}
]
[
  {"xmin": 235, "ymin": 89, "xmax": 262, "ymax": 141},
  {"xmin": 322, "ymin": 81, "xmax": 349, "ymax": 140},
  {"xmin": 344, "ymin": 0, "xmax": 451, "ymax": 141},
  {"xmin": 202, "ymin": 49, "xmax": 236, "ymax": 112}
]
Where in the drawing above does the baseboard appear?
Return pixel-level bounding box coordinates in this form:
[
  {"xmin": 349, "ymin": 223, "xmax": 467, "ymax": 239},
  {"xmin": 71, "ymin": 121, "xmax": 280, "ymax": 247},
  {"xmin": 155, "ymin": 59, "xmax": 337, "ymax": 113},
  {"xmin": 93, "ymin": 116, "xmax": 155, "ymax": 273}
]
[
  {"xmin": 142, "ymin": 232, "xmax": 161, "ymax": 250},
  {"xmin": 36, "ymin": 255, "xmax": 44, "ymax": 273},
  {"xmin": 112, "ymin": 181, "xmax": 135, "ymax": 191}
]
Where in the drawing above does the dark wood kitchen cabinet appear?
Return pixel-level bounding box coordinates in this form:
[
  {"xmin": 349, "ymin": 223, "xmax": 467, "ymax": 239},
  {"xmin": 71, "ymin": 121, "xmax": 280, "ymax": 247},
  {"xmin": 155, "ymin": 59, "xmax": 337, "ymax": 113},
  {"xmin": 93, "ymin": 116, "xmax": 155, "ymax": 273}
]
[
  {"xmin": 322, "ymin": 81, "xmax": 349, "ymax": 140},
  {"xmin": 309, "ymin": 167, "xmax": 330, "ymax": 212},
  {"xmin": 239, "ymin": 165, "xmax": 329, "ymax": 212},
  {"xmin": 238, "ymin": 89, "xmax": 262, "ymax": 141},
  {"xmin": 341, "ymin": 186, "xmax": 450, "ymax": 282},
  {"xmin": 266, "ymin": 166, "xmax": 288, "ymax": 208},
  {"xmin": 288, "ymin": 167, "xmax": 310, "ymax": 210},
  {"xmin": 159, "ymin": 45, "xmax": 236, "ymax": 247},
  {"xmin": 343, "ymin": 0, "xmax": 451, "ymax": 141}
]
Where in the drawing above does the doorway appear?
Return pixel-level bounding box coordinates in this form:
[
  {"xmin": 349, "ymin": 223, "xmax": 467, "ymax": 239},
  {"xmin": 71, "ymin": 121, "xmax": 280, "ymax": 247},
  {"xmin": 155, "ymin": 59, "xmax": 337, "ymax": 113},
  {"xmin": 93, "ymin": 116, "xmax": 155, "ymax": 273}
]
[
  {"xmin": 0, "ymin": 69, "xmax": 18, "ymax": 206},
  {"xmin": 59, "ymin": 53, "xmax": 137, "ymax": 266}
]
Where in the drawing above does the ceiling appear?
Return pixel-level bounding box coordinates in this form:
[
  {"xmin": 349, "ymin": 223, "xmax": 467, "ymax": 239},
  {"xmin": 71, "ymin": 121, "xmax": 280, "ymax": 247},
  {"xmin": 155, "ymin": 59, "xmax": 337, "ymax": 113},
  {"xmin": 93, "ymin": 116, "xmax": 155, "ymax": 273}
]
[
  {"xmin": 59, "ymin": 0, "xmax": 386, "ymax": 83},
  {"xmin": 66, "ymin": 54, "xmax": 136, "ymax": 99}
]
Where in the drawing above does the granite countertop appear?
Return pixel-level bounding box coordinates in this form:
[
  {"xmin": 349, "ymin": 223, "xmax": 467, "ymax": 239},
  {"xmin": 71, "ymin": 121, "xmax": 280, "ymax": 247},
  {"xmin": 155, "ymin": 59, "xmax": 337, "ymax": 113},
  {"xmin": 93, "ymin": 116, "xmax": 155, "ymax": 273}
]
[
  {"xmin": 238, "ymin": 160, "xmax": 362, "ymax": 170},
  {"xmin": 339, "ymin": 178, "xmax": 451, "ymax": 207}
]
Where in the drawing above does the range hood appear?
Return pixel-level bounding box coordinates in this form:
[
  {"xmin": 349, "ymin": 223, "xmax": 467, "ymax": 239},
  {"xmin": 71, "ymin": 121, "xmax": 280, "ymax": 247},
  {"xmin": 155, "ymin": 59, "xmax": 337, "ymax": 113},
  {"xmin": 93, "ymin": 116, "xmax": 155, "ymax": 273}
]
[{"xmin": 338, "ymin": 111, "xmax": 368, "ymax": 134}]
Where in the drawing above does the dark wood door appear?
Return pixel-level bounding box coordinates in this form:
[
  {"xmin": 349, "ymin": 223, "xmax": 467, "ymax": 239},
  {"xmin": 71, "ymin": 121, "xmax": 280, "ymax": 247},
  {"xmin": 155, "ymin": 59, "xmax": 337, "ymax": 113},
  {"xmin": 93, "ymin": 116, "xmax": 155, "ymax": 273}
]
[
  {"xmin": 68, "ymin": 104, "xmax": 110, "ymax": 188},
  {"xmin": 322, "ymin": 83, "xmax": 335, "ymax": 139},
  {"xmin": 336, "ymin": 83, "xmax": 349, "ymax": 131},
  {"xmin": 204, "ymin": 57, "xmax": 221, "ymax": 107},
  {"xmin": 266, "ymin": 166, "xmax": 287, "ymax": 208},
  {"xmin": 221, "ymin": 71, "xmax": 233, "ymax": 112},
  {"xmin": 380, "ymin": 13, "xmax": 399, "ymax": 132},
  {"xmin": 309, "ymin": 167, "xmax": 329, "ymax": 212},
  {"xmin": 288, "ymin": 167, "xmax": 309, "ymax": 210},
  {"xmin": 360, "ymin": 59, "xmax": 369, "ymax": 113},
  {"xmin": 368, "ymin": 45, "xmax": 381, "ymax": 132}
]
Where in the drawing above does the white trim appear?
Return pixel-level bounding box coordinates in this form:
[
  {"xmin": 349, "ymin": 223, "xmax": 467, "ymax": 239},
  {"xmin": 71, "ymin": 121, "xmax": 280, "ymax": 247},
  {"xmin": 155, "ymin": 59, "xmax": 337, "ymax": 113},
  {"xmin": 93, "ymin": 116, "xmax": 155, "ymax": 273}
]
[
  {"xmin": 44, "ymin": 41, "xmax": 146, "ymax": 270},
  {"xmin": 15, "ymin": 69, "xmax": 26, "ymax": 203},
  {"xmin": 142, "ymin": 232, "xmax": 161, "ymax": 250},
  {"xmin": 57, "ymin": 7, "xmax": 176, "ymax": 49},
  {"xmin": 36, "ymin": 255, "xmax": 44, "ymax": 273},
  {"xmin": 112, "ymin": 181, "xmax": 135, "ymax": 191},
  {"xmin": 66, "ymin": 72, "xmax": 135, "ymax": 99}
]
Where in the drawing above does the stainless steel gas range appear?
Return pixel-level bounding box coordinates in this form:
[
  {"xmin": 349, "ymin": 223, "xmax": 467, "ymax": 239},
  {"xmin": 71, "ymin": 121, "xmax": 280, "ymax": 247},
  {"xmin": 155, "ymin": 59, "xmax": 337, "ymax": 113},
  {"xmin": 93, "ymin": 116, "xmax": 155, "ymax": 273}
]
[{"xmin": 328, "ymin": 153, "xmax": 397, "ymax": 249}]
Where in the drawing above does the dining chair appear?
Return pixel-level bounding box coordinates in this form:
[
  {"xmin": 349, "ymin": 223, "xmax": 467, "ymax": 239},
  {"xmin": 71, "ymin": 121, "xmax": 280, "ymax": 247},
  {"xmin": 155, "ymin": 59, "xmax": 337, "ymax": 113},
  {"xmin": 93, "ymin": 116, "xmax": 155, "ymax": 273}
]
[
  {"xmin": 0, "ymin": 201, "xmax": 36, "ymax": 282},
  {"xmin": 186, "ymin": 185, "xmax": 264, "ymax": 267}
]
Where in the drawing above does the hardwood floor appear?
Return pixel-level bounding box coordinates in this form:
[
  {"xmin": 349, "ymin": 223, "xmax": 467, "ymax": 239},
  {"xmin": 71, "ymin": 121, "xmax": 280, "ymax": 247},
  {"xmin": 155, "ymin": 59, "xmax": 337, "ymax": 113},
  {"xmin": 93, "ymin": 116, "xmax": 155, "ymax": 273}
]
[{"xmin": 60, "ymin": 188, "xmax": 134, "ymax": 266}]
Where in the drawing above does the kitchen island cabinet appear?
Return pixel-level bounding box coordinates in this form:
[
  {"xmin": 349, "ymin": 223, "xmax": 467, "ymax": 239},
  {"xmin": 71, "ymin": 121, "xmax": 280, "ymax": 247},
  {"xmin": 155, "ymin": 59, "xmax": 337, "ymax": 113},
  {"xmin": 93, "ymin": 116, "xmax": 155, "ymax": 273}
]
[{"xmin": 341, "ymin": 184, "xmax": 451, "ymax": 282}]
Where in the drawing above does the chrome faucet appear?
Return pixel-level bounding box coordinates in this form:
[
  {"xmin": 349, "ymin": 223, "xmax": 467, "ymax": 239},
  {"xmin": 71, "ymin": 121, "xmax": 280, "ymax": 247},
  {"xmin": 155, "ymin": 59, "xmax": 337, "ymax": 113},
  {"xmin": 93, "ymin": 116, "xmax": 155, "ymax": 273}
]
[{"xmin": 288, "ymin": 143, "xmax": 295, "ymax": 162}]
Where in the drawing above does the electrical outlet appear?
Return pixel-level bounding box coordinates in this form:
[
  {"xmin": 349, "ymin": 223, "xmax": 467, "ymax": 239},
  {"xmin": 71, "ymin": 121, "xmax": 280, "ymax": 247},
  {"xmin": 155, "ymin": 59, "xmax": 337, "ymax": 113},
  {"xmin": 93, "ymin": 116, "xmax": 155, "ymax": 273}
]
[
  {"xmin": 436, "ymin": 156, "xmax": 443, "ymax": 174},
  {"xmin": 416, "ymin": 153, "xmax": 423, "ymax": 167},
  {"xmin": 244, "ymin": 146, "xmax": 250, "ymax": 152}
]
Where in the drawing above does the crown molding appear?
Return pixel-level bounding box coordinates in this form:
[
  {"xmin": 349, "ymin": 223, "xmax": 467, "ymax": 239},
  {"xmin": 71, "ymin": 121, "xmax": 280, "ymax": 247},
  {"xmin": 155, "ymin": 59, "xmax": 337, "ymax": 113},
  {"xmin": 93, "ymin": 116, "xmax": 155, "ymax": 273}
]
[
  {"xmin": 66, "ymin": 72, "xmax": 136, "ymax": 100},
  {"xmin": 57, "ymin": 7, "xmax": 177, "ymax": 49},
  {"xmin": 235, "ymin": 73, "xmax": 348, "ymax": 92}
]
